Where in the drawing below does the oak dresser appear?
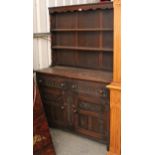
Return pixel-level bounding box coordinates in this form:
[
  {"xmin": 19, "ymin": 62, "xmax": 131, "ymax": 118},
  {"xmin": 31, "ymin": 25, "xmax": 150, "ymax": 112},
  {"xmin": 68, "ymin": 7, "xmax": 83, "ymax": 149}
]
[{"xmin": 36, "ymin": 1, "xmax": 113, "ymax": 150}]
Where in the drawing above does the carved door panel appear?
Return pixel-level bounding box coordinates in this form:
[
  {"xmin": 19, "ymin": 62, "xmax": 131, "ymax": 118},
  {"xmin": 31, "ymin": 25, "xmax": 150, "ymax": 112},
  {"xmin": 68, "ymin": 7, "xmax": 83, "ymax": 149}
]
[
  {"xmin": 41, "ymin": 88, "xmax": 68, "ymax": 129},
  {"xmin": 73, "ymin": 94, "xmax": 108, "ymax": 143},
  {"xmin": 64, "ymin": 92, "xmax": 75, "ymax": 130}
]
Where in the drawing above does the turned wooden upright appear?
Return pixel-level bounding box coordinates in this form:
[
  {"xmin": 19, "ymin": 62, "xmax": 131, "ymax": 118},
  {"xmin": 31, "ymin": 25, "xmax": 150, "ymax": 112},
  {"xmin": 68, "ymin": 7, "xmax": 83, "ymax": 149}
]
[{"xmin": 107, "ymin": 0, "xmax": 121, "ymax": 155}]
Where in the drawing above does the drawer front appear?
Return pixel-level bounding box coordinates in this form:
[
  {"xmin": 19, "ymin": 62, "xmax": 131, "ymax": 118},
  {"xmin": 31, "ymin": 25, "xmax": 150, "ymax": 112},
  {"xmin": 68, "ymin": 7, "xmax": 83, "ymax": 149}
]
[
  {"xmin": 70, "ymin": 80, "xmax": 109, "ymax": 98},
  {"xmin": 37, "ymin": 74, "xmax": 68, "ymax": 90}
]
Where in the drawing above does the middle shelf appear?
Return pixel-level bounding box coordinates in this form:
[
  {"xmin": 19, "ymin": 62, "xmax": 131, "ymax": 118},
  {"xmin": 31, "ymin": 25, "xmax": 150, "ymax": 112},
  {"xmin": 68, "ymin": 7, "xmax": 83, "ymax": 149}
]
[
  {"xmin": 51, "ymin": 28, "xmax": 113, "ymax": 32},
  {"xmin": 52, "ymin": 46, "xmax": 113, "ymax": 52}
]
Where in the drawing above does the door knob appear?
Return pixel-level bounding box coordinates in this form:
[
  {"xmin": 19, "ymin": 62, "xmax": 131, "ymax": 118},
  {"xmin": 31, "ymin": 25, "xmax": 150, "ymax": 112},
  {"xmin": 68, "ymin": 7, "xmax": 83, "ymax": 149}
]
[
  {"xmin": 72, "ymin": 104, "xmax": 76, "ymax": 108},
  {"xmin": 73, "ymin": 109, "xmax": 77, "ymax": 113}
]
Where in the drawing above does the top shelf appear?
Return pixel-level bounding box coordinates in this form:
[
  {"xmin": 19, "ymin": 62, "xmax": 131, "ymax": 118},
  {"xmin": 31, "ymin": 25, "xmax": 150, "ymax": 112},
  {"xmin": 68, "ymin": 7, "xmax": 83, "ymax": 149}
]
[
  {"xmin": 51, "ymin": 28, "xmax": 113, "ymax": 32},
  {"xmin": 49, "ymin": 2, "xmax": 113, "ymax": 14}
]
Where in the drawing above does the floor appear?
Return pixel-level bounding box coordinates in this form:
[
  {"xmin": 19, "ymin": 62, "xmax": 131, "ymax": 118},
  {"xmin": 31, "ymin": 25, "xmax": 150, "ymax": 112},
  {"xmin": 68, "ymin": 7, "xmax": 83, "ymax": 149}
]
[{"xmin": 50, "ymin": 128, "xmax": 107, "ymax": 155}]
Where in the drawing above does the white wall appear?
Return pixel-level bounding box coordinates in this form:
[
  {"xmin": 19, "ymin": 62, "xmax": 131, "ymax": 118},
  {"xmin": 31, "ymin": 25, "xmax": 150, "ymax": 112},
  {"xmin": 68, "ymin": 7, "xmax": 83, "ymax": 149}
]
[
  {"xmin": 49, "ymin": 0, "xmax": 100, "ymax": 6},
  {"xmin": 33, "ymin": 0, "xmax": 100, "ymax": 70},
  {"xmin": 33, "ymin": 0, "xmax": 51, "ymax": 70}
]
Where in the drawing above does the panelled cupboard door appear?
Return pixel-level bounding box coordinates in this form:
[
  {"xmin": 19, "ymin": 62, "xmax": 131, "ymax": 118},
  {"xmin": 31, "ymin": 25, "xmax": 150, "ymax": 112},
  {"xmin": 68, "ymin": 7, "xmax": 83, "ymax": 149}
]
[
  {"xmin": 73, "ymin": 94, "xmax": 109, "ymax": 143},
  {"xmin": 41, "ymin": 87, "xmax": 68, "ymax": 129}
]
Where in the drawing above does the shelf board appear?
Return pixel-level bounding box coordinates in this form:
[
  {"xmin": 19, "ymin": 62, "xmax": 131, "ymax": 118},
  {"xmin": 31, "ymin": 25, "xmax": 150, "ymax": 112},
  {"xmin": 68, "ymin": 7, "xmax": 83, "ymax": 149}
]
[
  {"xmin": 52, "ymin": 46, "xmax": 113, "ymax": 52},
  {"xmin": 51, "ymin": 28, "xmax": 113, "ymax": 32}
]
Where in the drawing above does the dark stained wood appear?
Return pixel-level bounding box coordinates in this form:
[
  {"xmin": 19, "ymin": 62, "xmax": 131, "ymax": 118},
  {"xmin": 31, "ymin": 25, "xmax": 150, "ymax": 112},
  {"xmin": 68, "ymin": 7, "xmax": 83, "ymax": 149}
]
[
  {"xmin": 36, "ymin": 73, "xmax": 110, "ymax": 145},
  {"xmin": 51, "ymin": 28, "xmax": 113, "ymax": 32},
  {"xmin": 42, "ymin": 88, "xmax": 68, "ymax": 129},
  {"xmin": 36, "ymin": 66, "xmax": 112, "ymax": 83},
  {"xmin": 49, "ymin": 2, "xmax": 113, "ymax": 14},
  {"xmin": 53, "ymin": 32, "xmax": 75, "ymax": 46},
  {"xmin": 36, "ymin": 2, "xmax": 113, "ymax": 150},
  {"xmin": 51, "ymin": 4, "xmax": 114, "ymax": 71},
  {"xmin": 73, "ymin": 92, "xmax": 110, "ymax": 144},
  {"xmin": 52, "ymin": 46, "xmax": 113, "ymax": 51}
]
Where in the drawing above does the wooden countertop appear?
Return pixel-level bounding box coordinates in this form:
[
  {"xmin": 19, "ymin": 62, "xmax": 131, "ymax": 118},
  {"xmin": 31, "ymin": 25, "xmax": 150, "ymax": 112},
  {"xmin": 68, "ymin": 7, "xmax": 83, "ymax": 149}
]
[{"xmin": 36, "ymin": 66, "xmax": 113, "ymax": 84}]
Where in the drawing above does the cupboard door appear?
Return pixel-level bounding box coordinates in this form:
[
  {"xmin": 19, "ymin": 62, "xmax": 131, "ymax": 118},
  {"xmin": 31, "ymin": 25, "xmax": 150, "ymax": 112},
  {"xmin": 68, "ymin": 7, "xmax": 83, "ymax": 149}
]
[
  {"xmin": 73, "ymin": 94, "xmax": 109, "ymax": 143},
  {"xmin": 41, "ymin": 87, "xmax": 68, "ymax": 129}
]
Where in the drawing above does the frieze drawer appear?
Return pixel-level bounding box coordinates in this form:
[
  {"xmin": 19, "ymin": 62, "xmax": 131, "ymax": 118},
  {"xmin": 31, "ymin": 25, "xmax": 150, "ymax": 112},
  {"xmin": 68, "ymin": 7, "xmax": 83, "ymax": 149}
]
[
  {"xmin": 37, "ymin": 74, "xmax": 68, "ymax": 90},
  {"xmin": 70, "ymin": 80, "xmax": 109, "ymax": 98}
]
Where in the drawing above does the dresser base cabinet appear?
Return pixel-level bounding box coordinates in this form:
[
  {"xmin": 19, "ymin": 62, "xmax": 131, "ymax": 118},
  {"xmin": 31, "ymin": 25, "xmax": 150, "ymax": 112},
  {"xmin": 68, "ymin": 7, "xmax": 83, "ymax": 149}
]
[{"xmin": 36, "ymin": 67, "xmax": 111, "ymax": 149}]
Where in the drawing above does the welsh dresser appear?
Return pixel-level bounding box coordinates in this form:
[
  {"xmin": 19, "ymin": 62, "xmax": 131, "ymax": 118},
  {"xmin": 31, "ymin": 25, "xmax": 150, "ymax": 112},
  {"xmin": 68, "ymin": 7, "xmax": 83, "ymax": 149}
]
[{"xmin": 36, "ymin": 1, "xmax": 113, "ymax": 150}]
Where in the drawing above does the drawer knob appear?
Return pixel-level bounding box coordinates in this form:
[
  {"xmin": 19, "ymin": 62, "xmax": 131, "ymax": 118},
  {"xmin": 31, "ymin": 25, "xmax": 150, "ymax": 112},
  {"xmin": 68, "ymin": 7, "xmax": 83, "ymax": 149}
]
[
  {"xmin": 73, "ymin": 109, "xmax": 77, "ymax": 113},
  {"xmin": 72, "ymin": 104, "xmax": 76, "ymax": 108},
  {"xmin": 99, "ymin": 89, "xmax": 103, "ymax": 94},
  {"xmin": 71, "ymin": 84, "xmax": 77, "ymax": 89},
  {"xmin": 60, "ymin": 83, "xmax": 65, "ymax": 88},
  {"xmin": 61, "ymin": 106, "xmax": 64, "ymax": 110}
]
